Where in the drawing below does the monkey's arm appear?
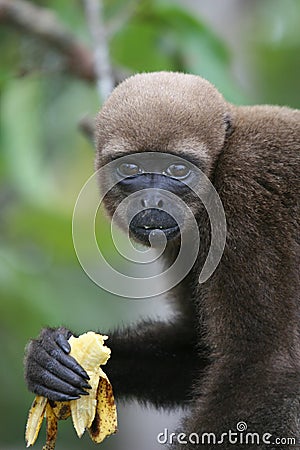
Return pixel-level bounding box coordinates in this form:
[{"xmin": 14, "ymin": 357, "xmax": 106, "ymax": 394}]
[
  {"xmin": 105, "ymin": 319, "xmax": 208, "ymax": 407},
  {"xmin": 24, "ymin": 320, "xmax": 207, "ymax": 408}
]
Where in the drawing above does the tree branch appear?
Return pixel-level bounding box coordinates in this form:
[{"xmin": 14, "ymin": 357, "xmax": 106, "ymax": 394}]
[
  {"xmin": 83, "ymin": 0, "xmax": 114, "ymax": 101},
  {"xmin": 0, "ymin": 0, "xmax": 95, "ymax": 82},
  {"xmin": 0, "ymin": 0, "xmax": 124, "ymax": 146}
]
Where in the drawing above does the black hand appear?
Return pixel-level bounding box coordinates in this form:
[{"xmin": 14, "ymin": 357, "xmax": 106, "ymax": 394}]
[{"xmin": 24, "ymin": 327, "xmax": 91, "ymax": 401}]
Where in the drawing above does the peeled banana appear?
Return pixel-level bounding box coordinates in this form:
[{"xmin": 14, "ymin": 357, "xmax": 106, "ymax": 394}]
[{"xmin": 25, "ymin": 332, "xmax": 117, "ymax": 449}]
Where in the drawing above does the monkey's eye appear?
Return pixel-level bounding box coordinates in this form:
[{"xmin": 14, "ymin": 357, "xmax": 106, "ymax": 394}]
[
  {"xmin": 165, "ymin": 163, "xmax": 191, "ymax": 179},
  {"xmin": 117, "ymin": 162, "xmax": 142, "ymax": 177}
]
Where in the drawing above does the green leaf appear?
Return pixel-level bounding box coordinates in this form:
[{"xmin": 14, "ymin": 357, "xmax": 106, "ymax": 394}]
[{"xmin": 111, "ymin": 22, "xmax": 175, "ymax": 71}]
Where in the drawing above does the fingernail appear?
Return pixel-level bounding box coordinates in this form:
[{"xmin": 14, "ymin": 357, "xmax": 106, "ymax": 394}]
[
  {"xmin": 79, "ymin": 368, "xmax": 90, "ymax": 380},
  {"xmin": 79, "ymin": 390, "xmax": 90, "ymax": 396},
  {"xmin": 61, "ymin": 343, "xmax": 70, "ymax": 353}
]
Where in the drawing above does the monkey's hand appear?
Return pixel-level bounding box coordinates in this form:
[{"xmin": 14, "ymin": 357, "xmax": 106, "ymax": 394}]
[{"xmin": 24, "ymin": 327, "xmax": 91, "ymax": 401}]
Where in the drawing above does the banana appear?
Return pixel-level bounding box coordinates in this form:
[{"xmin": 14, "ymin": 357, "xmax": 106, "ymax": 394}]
[
  {"xmin": 25, "ymin": 332, "xmax": 117, "ymax": 448},
  {"xmin": 25, "ymin": 396, "xmax": 48, "ymax": 447}
]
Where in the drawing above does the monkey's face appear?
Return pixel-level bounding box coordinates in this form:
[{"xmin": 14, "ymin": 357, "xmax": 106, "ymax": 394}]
[
  {"xmin": 98, "ymin": 152, "xmax": 207, "ymax": 246},
  {"xmin": 95, "ymin": 72, "xmax": 230, "ymax": 245}
]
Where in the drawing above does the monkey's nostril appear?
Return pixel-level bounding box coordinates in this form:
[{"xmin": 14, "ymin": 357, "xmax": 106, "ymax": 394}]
[{"xmin": 141, "ymin": 197, "xmax": 163, "ymax": 208}]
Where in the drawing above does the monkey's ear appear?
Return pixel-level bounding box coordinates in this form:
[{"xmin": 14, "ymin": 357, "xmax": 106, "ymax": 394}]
[{"xmin": 224, "ymin": 113, "xmax": 233, "ymax": 138}]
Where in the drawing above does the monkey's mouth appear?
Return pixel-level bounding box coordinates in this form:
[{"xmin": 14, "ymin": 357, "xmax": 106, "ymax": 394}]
[{"xmin": 129, "ymin": 209, "xmax": 180, "ymax": 244}]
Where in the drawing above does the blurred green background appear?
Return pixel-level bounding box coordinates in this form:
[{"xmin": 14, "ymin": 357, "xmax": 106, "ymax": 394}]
[{"xmin": 0, "ymin": 0, "xmax": 299, "ymax": 449}]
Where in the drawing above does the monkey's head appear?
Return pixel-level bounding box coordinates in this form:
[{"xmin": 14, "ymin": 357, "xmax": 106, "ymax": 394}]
[{"xmin": 95, "ymin": 72, "xmax": 230, "ymax": 245}]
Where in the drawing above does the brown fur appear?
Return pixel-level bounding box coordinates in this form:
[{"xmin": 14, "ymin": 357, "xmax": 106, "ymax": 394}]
[
  {"xmin": 95, "ymin": 72, "xmax": 300, "ymax": 449},
  {"xmin": 95, "ymin": 72, "xmax": 228, "ymax": 175}
]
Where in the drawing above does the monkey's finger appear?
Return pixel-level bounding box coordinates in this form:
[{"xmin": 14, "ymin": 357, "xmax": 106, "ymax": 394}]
[
  {"xmin": 39, "ymin": 368, "xmax": 90, "ymax": 399},
  {"xmin": 40, "ymin": 339, "xmax": 90, "ymax": 381},
  {"xmin": 35, "ymin": 385, "xmax": 80, "ymax": 402},
  {"xmin": 26, "ymin": 336, "xmax": 89, "ymax": 383},
  {"xmin": 35, "ymin": 347, "xmax": 91, "ymax": 390},
  {"xmin": 55, "ymin": 333, "xmax": 71, "ymax": 354},
  {"xmin": 26, "ymin": 356, "xmax": 91, "ymax": 401},
  {"xmin": 26, "ymin": 357, "xmax": 89, "ymax": 400}
]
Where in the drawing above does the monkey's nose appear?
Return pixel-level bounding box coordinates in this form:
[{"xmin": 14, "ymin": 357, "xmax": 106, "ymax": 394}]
[{"xmin": 140, "ymin": 195, "xmax": 164, "ymax": 209}]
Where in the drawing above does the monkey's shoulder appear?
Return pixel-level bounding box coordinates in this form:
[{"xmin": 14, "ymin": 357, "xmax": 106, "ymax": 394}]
[
  {"xmin": 220, "ymin": 104, "xmax": 300, "ymax": 169},
  {"xmin": 232, "ymin": 104, "xmax": 300, "ymax": 146},
  {"xmin": 214, "ymin": 104, "xmax": 299, "ymax": 204}
]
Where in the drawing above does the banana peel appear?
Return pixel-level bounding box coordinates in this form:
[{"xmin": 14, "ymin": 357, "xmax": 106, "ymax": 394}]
[{"xmin": 25, "ymin": 332, "xmax": 117, "ymax": 449}]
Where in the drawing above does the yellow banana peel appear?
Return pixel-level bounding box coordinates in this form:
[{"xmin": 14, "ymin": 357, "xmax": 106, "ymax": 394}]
[{"xmin": 25, "ymin": 332, "xmax": 117, "ymax": 449}]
